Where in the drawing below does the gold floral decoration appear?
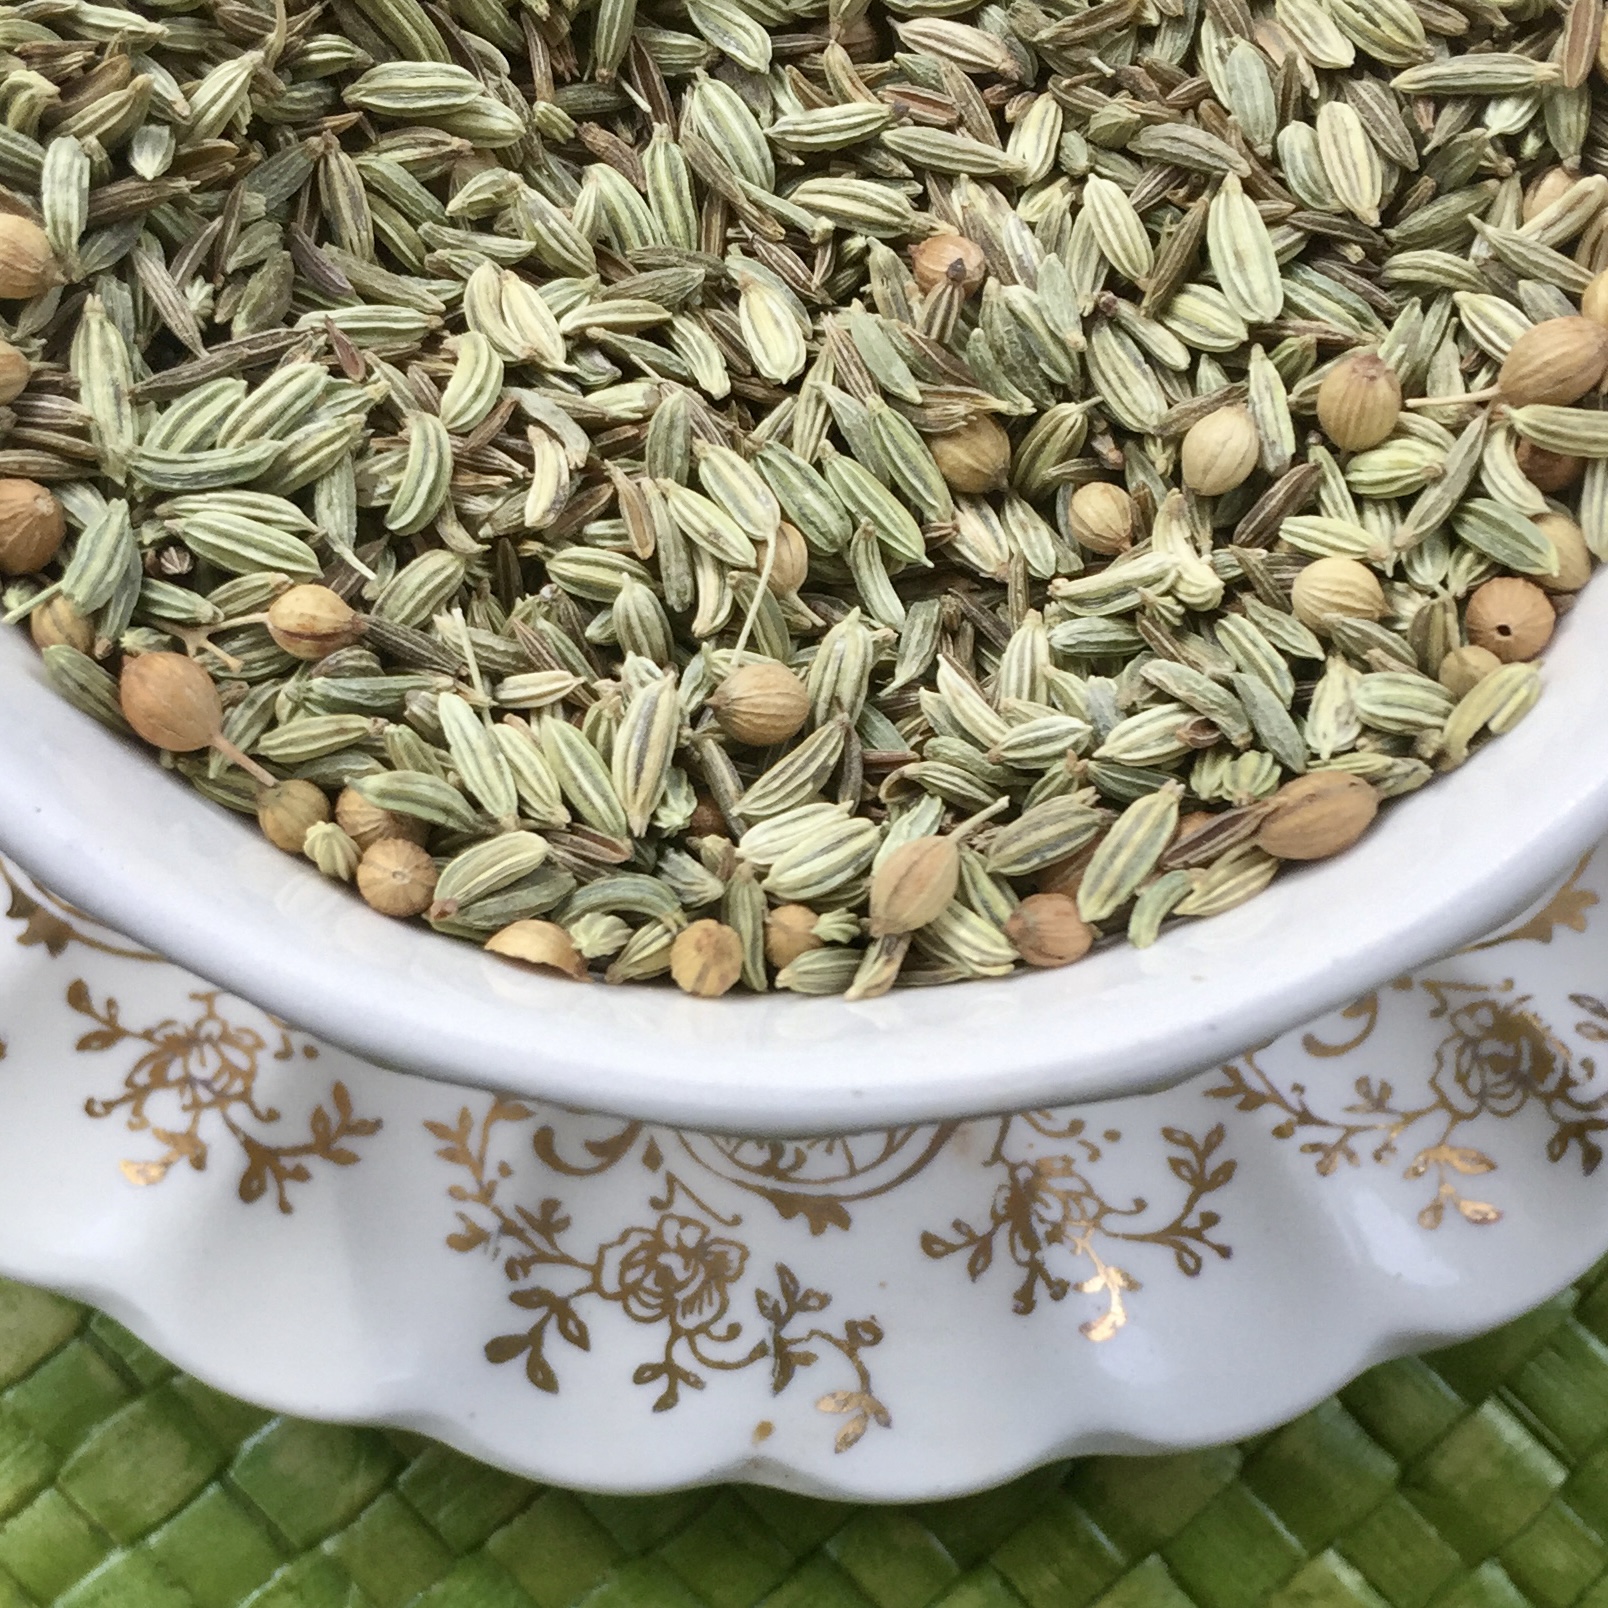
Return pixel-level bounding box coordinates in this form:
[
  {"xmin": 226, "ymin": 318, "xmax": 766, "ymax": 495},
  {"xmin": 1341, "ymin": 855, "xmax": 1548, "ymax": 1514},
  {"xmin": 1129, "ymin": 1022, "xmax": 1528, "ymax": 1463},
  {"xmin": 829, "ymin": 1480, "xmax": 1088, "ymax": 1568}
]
[
  {"xmin": 1209, "ymin": 978, "xmax": 1608, "ymax": 1228},
  {"xmin": 75, "ymin": 982, "xmax": 381, "ymax": 1211},
  {"xmin": 1, "ymin": 860, "xmax": 159, "ymax": 962},
  {"xmin": 1461, "ymin": 850, "xmax": 1599, "ymax": 954},
  {"xmin": 428, "ymin": 1100, "xmax": 890, "ymax": 1451},
  {"xmin": 919, "ymin": 1115, "xmax": 1236, "ymax": 1342}
]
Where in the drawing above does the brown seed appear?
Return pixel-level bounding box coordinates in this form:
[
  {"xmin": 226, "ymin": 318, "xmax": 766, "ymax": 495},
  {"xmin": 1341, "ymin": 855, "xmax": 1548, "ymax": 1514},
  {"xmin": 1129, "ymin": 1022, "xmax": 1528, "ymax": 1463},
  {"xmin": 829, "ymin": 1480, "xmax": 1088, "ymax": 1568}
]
[
  {"xmin": 265, "ymin": 584, "xmax": 364, "ymax": 660},
  {"xmin": 1256, "ymin": 773, "xmax": 1379, "ymax": 860},
  {"xmin": 356, "ymin": 837, "xmax": 437, "ymax": 918},
  {"xmin": 1316, "ymin": 351, "xmax": 1401, "ymax": 450},
  {"xmin": 1514, "ymin": 438, "xmax": 1584, "ymax": 493},
  {"xmin": 485, "ymin": 918, "xmax": 588, "ymax": 979},
  {"xmin": 1034, "ymin": 839, "xmax": 1098, "ymax": 898},
  {"xmin": 1003, "ymin": 892, "xmax": 1093, "ymax": 967},
  {"xmin": 1532, "ymin": 511, "xmax": 1593, "ymax": 592},
  {"xmin": 868, "ymin": 836, "xmax": 959, "ymax": 936},
  {"xmin": 1173, "ymin": 810, "xmax": 1216, "ymax": 846},
  {"xmin": 28, "ymin": 594, "xmax": 92, "ymax": 653},
  {"xmin": 1067, "ymin": 481, "xmax": 1134, "ymax": 554},
  {"xmin": 910, "ymin": 232, "xmax": 986, "ymax": 295},
  {"xmin": 709, "ymin": 659, "xmax": 809, "ymax": 746},
  {"xmin": 1291, "ymin": 556, "xmax": 1386, "ymax": 633},
  {"xmin": 0, "ymin": 478, "xmax": 64, "ymax": 576},
  {"xmin": 0, "ymin": 216, "xmax": 61, "ymax": 300},
  {"xmin": 930, "ymin": 414, "xmax": 1011, "ymax": 493},
  {"xmin": 764, "ymin": 903, "xmax": 823, "ymax": 969},
  {"xmin": 1438, "ymin": 643, "xmax": 1503, "ymax": 698},
  {"xmin": 0, "ymin": 340, "xmax": 29, "ymax": 406},
  {"xmin": 669, "ymin": 918, "xmax": 744, "ymax": 996},
  {"xmin": 1584, "ymin": 268, "xmax": 1608, "ymax": 327},
  {"xmin": 1523, "ymin": 166, "xmax": 1577, "ymax": 221},
  {"xmin": 1180, "ymin": 404, "xmax": 1259, "ymax": 496},
  {"xmin": 257, "ymin": 779, "xmax": 331, "ymax": 853},
  {"xmin": 119, "ymin": 652, "xmax": 222, "ymax": 752},
  {"xmin": 1465, "ymin": 576, "xmax": 1555, "ymax": 661},
  {"xmin": 336, "ymin": 784, "xmax": 429, "ymax": 849},
  {"xmin": 754, "ymin": 521, "xmax": 810, "ymax": 594},
  {"xmin": 687, "ymin": 791, "xmax": 727, "ymax": 838},
  {"xmin": 1498, "ymin": 316, "xmax": 1608, "ymax": 407}
]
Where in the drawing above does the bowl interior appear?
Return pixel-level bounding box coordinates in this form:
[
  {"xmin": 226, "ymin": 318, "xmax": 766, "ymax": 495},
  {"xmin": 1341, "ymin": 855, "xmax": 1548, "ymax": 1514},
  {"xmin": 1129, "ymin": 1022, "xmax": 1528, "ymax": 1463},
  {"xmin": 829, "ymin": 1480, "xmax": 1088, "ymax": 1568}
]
[{"xmin": 3, "ymin": 587, "xmax": 1607, "ymax": 1138}]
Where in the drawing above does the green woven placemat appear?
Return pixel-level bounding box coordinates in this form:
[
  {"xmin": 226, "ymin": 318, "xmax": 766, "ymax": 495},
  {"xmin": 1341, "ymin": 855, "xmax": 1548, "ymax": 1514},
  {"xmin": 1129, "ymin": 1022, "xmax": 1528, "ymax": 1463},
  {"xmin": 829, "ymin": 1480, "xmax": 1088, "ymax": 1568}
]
[{"xmin": 0, "ymin": 1262, "xmax": 1603, "ymax": 1608}]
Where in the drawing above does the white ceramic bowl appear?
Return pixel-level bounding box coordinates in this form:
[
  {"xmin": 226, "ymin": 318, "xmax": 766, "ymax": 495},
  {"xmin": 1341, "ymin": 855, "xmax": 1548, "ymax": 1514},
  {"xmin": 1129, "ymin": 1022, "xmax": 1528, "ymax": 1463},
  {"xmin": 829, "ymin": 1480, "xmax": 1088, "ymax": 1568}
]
[{"xmin": 2, "ymin": 591, "xmax": 1607, "ymax": 1138}]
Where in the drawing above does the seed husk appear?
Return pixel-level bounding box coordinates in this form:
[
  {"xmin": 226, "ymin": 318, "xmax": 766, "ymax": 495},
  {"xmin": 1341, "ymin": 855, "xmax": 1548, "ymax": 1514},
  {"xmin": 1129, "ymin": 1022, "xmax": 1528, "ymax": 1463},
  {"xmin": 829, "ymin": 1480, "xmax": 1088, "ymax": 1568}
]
[
  {"xmin": 486, "ymin": 919, "xmax": 588, "ymax": 980},
  {"xmin": 1067, "ymin": 483, "xmax": 1134, "ymax": 554},
  {"xmin": 28, "ymin": 596, "xmax": 92, "ymax": 654},
  {"xmin": 1516, "ymin": 441, "xmax": 1585, "ymax": 493}
]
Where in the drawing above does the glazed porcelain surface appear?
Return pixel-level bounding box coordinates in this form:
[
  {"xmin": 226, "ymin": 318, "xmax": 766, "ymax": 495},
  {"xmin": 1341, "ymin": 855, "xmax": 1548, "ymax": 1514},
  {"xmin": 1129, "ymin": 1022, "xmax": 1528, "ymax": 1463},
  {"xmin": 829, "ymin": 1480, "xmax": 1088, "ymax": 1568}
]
[
  {"xmin": 2, "ymin": 586, "xmax": 1608, "ymax": 1132},
  {"xmin": 0, "ymin": 847, "xmax": 1605, "ymax": 1498}
]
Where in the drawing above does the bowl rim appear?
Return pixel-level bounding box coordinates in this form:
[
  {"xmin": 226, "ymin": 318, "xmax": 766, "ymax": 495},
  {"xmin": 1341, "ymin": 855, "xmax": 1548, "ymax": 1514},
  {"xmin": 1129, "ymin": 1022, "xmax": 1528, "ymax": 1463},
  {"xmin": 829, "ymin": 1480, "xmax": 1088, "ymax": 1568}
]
[{"xmin": 4, "ymin": 583, "xmax": 1608, "ymax": 1138}]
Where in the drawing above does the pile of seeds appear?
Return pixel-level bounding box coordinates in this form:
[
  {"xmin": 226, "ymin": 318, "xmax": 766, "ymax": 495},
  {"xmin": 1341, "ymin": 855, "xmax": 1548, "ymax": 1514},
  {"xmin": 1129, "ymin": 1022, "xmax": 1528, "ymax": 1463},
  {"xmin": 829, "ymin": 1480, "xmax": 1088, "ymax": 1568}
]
[{"xmin": 0, "ymin": 0, "xmax": 1601, "ymax": 999}]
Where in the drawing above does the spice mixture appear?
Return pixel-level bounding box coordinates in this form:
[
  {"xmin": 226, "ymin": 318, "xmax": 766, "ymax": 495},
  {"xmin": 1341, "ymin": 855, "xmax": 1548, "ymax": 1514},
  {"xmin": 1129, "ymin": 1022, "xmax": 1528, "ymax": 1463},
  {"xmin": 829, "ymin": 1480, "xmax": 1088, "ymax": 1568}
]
[{"xmin": 0, "ymin": 0, "xmax": 1600, "ymax": 997}]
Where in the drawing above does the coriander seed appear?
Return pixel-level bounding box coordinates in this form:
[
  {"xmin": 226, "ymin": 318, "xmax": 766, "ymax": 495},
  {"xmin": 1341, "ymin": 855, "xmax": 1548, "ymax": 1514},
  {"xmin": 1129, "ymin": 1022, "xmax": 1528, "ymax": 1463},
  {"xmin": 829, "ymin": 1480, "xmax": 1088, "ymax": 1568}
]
[
  {"xmin": 258, "ymin": 780, "xmax": 332, "ymax": 854},
  {"xmin": 0, "ymin": 480, "xmax": 63, "ymax": 577},
  {"xmin": 1465, "ymin": 578, "xmax": 1555, "ymax": 661},
  {"xmin": 669, "ymin": 920, "xmax": 744, "ymax": 997},
  {"xmin": 1004, "ymin": 894, "xmax": 1093, "ymax": 967},
  {"xmin": 765, "ymin": 904, "xmax": 824, "ymax": 970},
  {"xmin": 357, "ymin": 839, "xmax": 437, "ymax": 919},
  {"xmin": 1316, "ymin": 352, "xmax": 1401, "ymax": 451}
]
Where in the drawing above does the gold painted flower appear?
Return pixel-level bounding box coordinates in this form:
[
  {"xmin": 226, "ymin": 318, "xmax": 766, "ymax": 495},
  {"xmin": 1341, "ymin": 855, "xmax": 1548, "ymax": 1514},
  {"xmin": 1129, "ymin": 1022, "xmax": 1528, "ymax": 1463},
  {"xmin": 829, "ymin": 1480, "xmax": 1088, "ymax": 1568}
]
[
  {"xmin": 596, "ymin": 1214, "xmax": 748, "ymax": 1329},
  {"xmin": 1431, "ymin": 999, "xmax": 1568, "ymax": 1119}
]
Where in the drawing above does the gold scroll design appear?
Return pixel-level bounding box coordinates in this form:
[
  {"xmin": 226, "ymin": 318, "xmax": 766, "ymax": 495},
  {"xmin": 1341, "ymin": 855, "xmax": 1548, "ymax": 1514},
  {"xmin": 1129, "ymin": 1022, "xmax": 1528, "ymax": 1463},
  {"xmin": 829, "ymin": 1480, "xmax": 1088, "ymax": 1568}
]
[
  {"xmin": 428, "ymin": 1100, "xmax": 891, "ymax": 1454},
  {"xmin": 919, "ymin": 1114, "xmax": 1236, "ymax": 1343},
  {"xmin": 529, "ymin": 1116, "xmax": 959, "ymax": 1236},
  {"xmin": 1207, "ymin": 978, "xmax": 1608, "ymax": 1229},
  {"xmin": 75, "ymin": 982, "xmax": 382, "ymax": 1211},
  {"xmin": 1, "ymin": 860, "xmax": 160, "ymax": 963}
]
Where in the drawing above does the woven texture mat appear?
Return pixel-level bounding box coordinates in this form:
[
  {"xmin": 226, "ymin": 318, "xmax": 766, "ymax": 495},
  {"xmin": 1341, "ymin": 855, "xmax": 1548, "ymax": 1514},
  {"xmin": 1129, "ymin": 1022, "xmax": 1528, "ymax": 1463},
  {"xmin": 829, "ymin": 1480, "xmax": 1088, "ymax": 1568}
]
[{"xmin": 0, "ymin": 1264, "xmax": 1606, "ymax": 1608}]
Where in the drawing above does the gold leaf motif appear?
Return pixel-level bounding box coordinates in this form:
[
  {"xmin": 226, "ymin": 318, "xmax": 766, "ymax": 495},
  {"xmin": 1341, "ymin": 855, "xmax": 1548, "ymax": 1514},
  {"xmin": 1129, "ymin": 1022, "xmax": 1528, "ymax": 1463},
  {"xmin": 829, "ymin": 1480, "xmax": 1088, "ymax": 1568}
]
[
  {"xmin": 1210, "ymin": 975, "xmax": 1608, "ymax": 1228},
  {"xmin": 432, "ymin": 1101, "xmax": 891, "ymax": 1452},
  {"xmin": 1, "ymin": 861, "xmax": 159, "ymax": 962},
  {"xmin": 76, "ymin": 985, "xmax": 381, "ymax": 1213},
  {"xmin": 919, "ymin": 1116, "xmax": 1234, "ymax": 1330}
]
